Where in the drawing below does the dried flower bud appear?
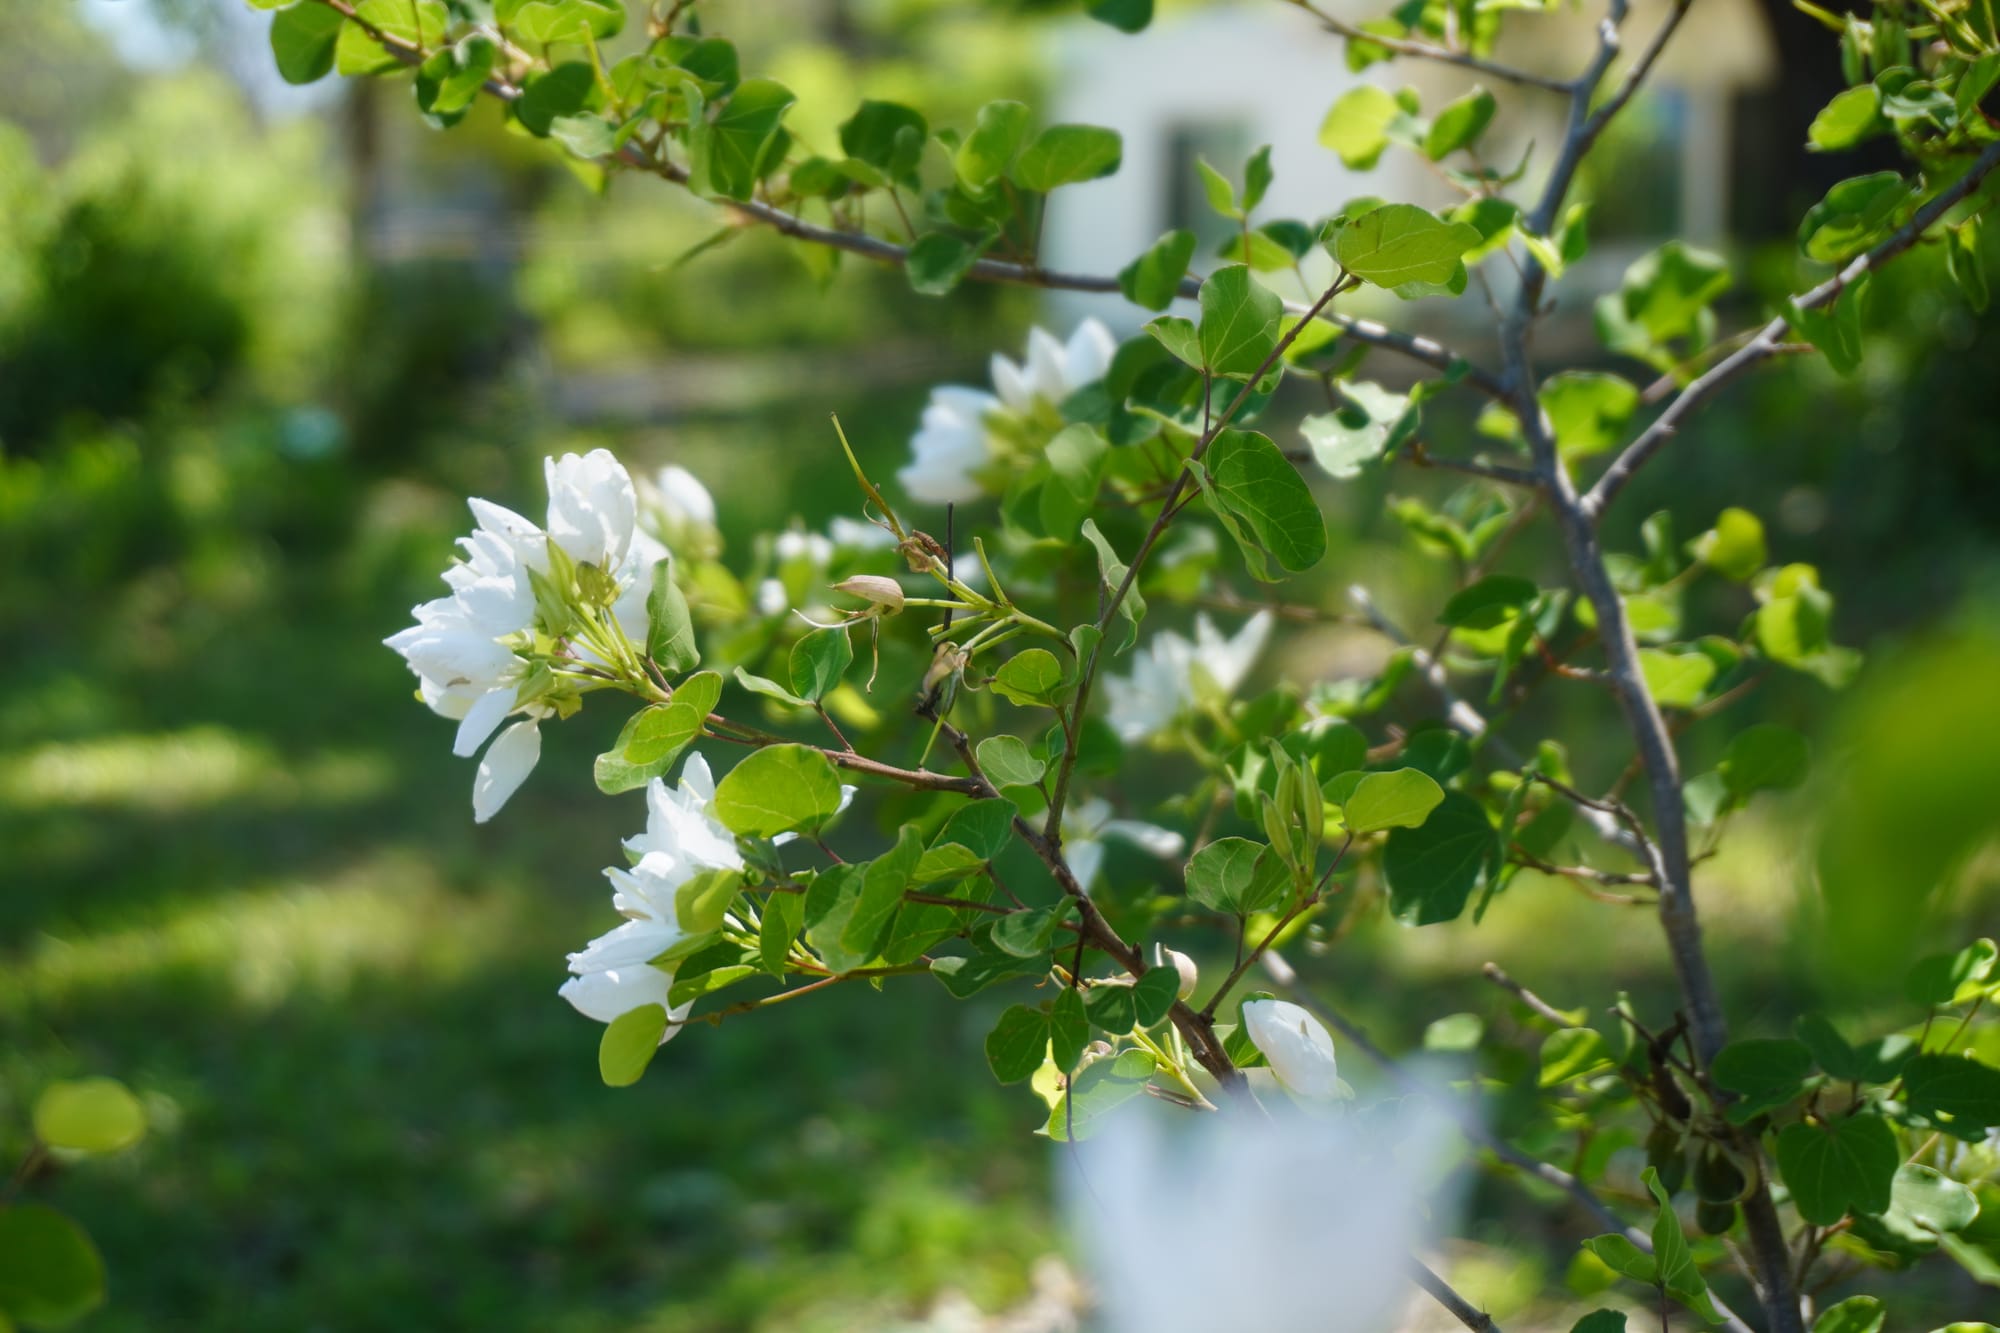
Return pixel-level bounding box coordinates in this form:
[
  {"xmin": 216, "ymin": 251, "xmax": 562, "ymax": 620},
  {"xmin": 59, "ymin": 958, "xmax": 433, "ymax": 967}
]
[{"xmin": 829, "ymin": 574, "xmax": 905, "ymax": 614}]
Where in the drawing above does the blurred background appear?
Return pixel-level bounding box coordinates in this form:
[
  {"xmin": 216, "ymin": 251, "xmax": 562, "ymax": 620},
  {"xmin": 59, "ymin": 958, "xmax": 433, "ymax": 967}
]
[{"xmin": 3, "ymin": 0, "xmax": 1997, "ymax": 1329}]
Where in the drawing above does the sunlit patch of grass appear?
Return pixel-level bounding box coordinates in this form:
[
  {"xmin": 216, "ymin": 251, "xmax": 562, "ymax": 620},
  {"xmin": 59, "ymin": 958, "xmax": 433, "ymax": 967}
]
[
  {"xmin": 0, "ymin": 726, "xmax": 393, "ymax": 813},
  {"xmin": 3, "ymin": 850, "xmax": 529, "ymax": 1012}
]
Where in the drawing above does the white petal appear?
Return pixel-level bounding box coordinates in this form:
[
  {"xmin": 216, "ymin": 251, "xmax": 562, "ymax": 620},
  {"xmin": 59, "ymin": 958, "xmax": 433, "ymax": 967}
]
[
  {"xmin": 1063, "ymin": 318, "xmax": 1118, "ymax": 389},
  {"xmin": 472, "ymin": 719, "xmax": 541, "ymax": 823},
  {"xmin": 566, "ymin": 918, "xmax": 684, "ymax": 974},
  {"xmin": 990, "ymin": 353, "xmax": 1035, "ymax": 414},
  {"xmin": 559, "ymin": 965, "xmax": 684, "ymax": 1029},
  {"xmin": 656, "ymin": 464, "xmax": 716, "ymax": 526},
  {"xmin": 1101, "ymin": 819, "xmax": 1185, "ymax": 860},
  {"xmin": 453, "ymin": 685, "xmax": 517, "ymax": 758},
  {"xmin": 1241, "ymin": 999, "xmax": 1341, "ymax": 1100},
  {"xmin": 1023, "ymin": 327, "xmax": 1069, "ymax": 402}
]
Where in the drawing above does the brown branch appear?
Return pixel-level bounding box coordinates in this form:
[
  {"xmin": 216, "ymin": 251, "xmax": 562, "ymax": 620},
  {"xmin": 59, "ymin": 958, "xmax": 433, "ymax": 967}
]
[{"xmin": 1295, "ymin": 0, "xmax": 1572, "ymax": 94}]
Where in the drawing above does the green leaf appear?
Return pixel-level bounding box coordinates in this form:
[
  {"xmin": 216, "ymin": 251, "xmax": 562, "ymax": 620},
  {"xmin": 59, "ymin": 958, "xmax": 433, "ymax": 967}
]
[
  {"xmin": 842, "ymin": 826, "xmax": 924, "ymax": 956},
  {"xmin": 1720, "ymin": 724, "xmax": 1809, "ymax": 800},
  {"xmin": 1051, "ymin": 986, "xmax": 1090, "ymax": 1068},
  {"xmin": 1343, "ymin": 768, "xmax": 1445, "ymax": 835},
  {"xmin": 932, "ymin": 945, "xmax": 1048, "ymax": 999},
  {"xmin": 1809, "ymin": 85, "xmax": 1888, "ymax": 151},
  {"xmin": 956, "ymin": 100, "xmax": 1031, "ymax": 189},
  {"xmin": 416, "ymin": 36, "xmax": 497, "ymax": 122},
  {"xmin": 1539, "ymin": 371, "xmax": 1638, "ymax": 460},
  {"xmin": 645, "ymin": 560, "xmax": 700, "ymax": 672},
  {"xmin": 1539, "ymin": 1027, "xmax": 1615, "ymax": 1086},
  {"xmin": 1336, "ymin": 204, "xmax": 1480, "ymax": 289},
  {"xmin": 674, "ymin": 867, "xmax": 742, "ymax": 936},
  {"xmin": 1046, "ymin": 1049, "xmax": 1155, "ymax": 1140},
  {"xmin": 1319, "ymin": 85, "xmax": 1399, "ymax": 169},
  {"xmin": 1087, "ymin": 0, "xmax": 1153, "ymax": 32},
  {"xmin": 986, "ymin": 1005, "xmax": 1050, "ymax": 1083},
  {"xmin": 1691, "ymin": 506, "xmax": 1766, "ymax": 581},
  {"xmin": 1184, "ymin": 837, "xmax": 1289, "ymax": 915},
  {"xmin": 1011, "ymin": 124, "xmax": 1122, "ymax": 192},
  {"xmin": 1197, "ymin": 266, "xmax": 1283, "ymax": 377},
  {"xmin": 990, "ymin": 649, "xmax": 1069, "ymax": 709},
  {"xmin": 31, "ymin": 1078, "xmax": 146, "ymax": 1154},
  {"xmin": 1039, "ymin": 424, "xmax": 1110, "ymax": 540},
  {"xmin": 269, "ymin": 2, "xmax": 346, "ymax": 85},
  {"xmin": 1608, "ymin": 240, "xmax": 1732, "ymax": 347},
  {"xmin": 1907, "ymin": 940, "xmax": 1999, "ymax": 1006},
  {"xmin": 1299, "ymin": 381, "xmax": 1414, "ymax": 479},
  {"xmin": 1118, "ymin": 229, "xmax": 1197, "ymax": 311},
  {"xmin": 598, "ymin": 1002, "xmax": 668, "ymax": 1087},
  {"xmin": 0, "ymin": 1203, "xmax": 106, "ymax": 1326},
  {"xmin": 1573, "ymin": 1313, "xmax": 1629, "ymax": 1333},
  {"xmin": 1196, "ymin": 158, "xmax": 1240, "ymax": 221},
  {"xmin": 1132, "ymin": 968, "xmax": 1179, "ymax": 1026},
  {"xmin": 1799, "ymin": 172, "xmax": 1906, "ymax": 264},
  {"xmin": 1384, "ymin": 791, "xmax": 1494, "ymax": 925},
  {"xmin": 1144, "ymin": 314, "xmax": 1203, "ymax": 368},
  {"xmin": 733, "ymin": 667, "xmax": 810, "ymax": 709},
  {"xmin": 1949, "ymin": 220, "xmax": 1989, "ymax": 313},
  {"xmin": 1903, "ymin": 1053, "xmax": 2000, "ymax": 1133},
  {"xmin": 789, "ymin": 626, "xmax": 852, "ymax": 703},
  {"xmin": 1582, "ymin": 1234, "xmax": 1656, "ymax": 1284},
  {"xmin": 1080, "ymin": 519, "xmax": 1146, "ymax": 651},
  {"xmin": 905, "ymin": 232, "xmax": 985, "ymax": 296},
  {"xmin": 936, "ymin": 799, "xmax": 1017, "ymax": 862},
  {"xmin": 991, "ymin": 901, "xmax": 1075, "ymax": 957},
  {"xmin": 1646, "ymin": 1166, "xmax": 1723, "ymax": 1323},
  {"xmin": 692, "ymin": 78, "xmax": 796, "ymax": 200},
  {"xmin": 759, "ymin": 887, "xmax": 805, "ymax": 976},
  {"xmin": 1242, "ymin": 144, "xmax": 1273, "ymax": 212},
  {"xmin": 1711, "ymin": 1037, "xmax": 1814, "ymax": 1122},
  {"xmin": 1812, "ymin": 1297, "xmax": 1885, "ymax": 1333},
  {"xmin": 1787, "ymin": 277, "xmax": 1868, "ymax": 376},
  {"xmin": 838, "ymin": 100, "xmax": 927, "ymax": 180},
  {"xmin": 712, "ymin": 744, "xmax": 844, "ymax": 838},
  {"xmin": 1638, "ymin": 649, "xmax": 1716, "ymax": 709},
  {"xmin": 1424, "ymin": 86, "xmax": 1496, "ymax": 160},
  {"xmin": 977, "ymin": 735, "xmax": 1046, "ymax": 788},
  {"xmin": 1776, "ymin": 1114, "xmax": 1900, "ymax": 1223},
  {"xmin": 594, "ymin": 671, "xmax": 720, "ymax": 794},
  {"xmin": 1198, "ymin": 429, "xmax": 1327, "ymax": 580},
  {"xmin": 517, "ymin": 62, "xmax": 596, "ymax": 137},
  {"xmin": 1439, "ymin": 575, "xmax": 1537, "ymax": 630}
]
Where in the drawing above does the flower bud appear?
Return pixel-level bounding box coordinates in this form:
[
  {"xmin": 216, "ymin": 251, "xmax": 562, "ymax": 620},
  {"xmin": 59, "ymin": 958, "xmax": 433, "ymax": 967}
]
[
  {"xmin": 1155, "ymin": 944, "xmax": 1199, "ymax": 1000},
  {"xmin": 1241, "ymin": 998, "xmax": 1341, "ymax": 1100},
  {"xmin": 829, "ymin": 574, "xmax": 905, "ymax": 614}
]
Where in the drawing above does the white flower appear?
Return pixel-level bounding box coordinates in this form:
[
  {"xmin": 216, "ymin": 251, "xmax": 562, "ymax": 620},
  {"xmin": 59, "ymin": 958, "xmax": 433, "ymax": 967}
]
[
  {"xmin": 1241, "ymin": 999, "xmax": 1343, "ymax": 1100},
  {"xmin": 898, "ymin": 318, "xmax": 1117, "ymax": 505},
  {"xmin": 545, "ymin": 448, "xmax": 637, "ymax": 570},
  {"xmin": 560, "ymin": 753, "xmax": 744, "ymax": 1038},
  {"xmin": 1064, "ymin": 795, "xmax": 1185, "ymax": 889},
  {"xmin": 623, "ymin": 753, "xmax": 745, "ymax": 878},
  {"xmin": 1102, "ymin": 611, "xmax": 1274, "ymax": 743},
  {"xmin": 640, "ymin": 464, "xmax": 721, "ymax": 558},
  {"xmin": 386, "ymin": 450, "xmax": 695, "ymax": 824},
  {"xmin": 1068, "ymin": 1103, "xmax": 1458, "ymax": 1333},
  {"xmin": 827, "ymin": 515, "xmax": 896, "ymax": 551}
]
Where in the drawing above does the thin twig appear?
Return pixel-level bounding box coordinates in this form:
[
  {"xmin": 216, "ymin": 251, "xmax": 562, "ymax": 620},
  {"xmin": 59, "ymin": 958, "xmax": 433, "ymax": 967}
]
[{"xmin": 1295, "ymin": 0, "xmax": 1571, "ymax": 93}]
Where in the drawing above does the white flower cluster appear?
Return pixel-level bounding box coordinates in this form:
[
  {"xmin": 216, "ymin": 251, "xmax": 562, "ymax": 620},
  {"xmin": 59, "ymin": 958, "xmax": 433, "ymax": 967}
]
[
  {"xmin": 559, "ymin": 753, "xmax": 743, "ymax": 1032},
  {"xmin": 1102, "ymin": 611, "xmax": 1274, "ymax": 744},
  {"xmin": 899, "ymin": 318, "xmax": 1117, "ymax": 505},
  {"xmin": 385, "ymin": 451, "xmax": 716, "ymax": 822}
]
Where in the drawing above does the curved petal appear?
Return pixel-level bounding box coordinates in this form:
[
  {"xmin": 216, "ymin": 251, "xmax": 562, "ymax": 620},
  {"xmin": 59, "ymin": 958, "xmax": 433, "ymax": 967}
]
[
  {"xmin": 472, "ymin": 718, "xmax": 541, "ymax": 823},
  {"xmin": 1241, "ymin": 999, "xmax": 1341, "ymax": 1100},
  {"xmin": 453, "ymin": 685, "xmax": 517, "ymax": 758}
]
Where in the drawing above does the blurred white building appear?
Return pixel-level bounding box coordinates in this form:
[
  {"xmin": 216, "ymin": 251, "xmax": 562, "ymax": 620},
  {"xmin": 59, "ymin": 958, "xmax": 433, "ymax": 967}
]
[{"xmin": 1040, "ymin": 0, "xmax": 1777, "ymax": 334}]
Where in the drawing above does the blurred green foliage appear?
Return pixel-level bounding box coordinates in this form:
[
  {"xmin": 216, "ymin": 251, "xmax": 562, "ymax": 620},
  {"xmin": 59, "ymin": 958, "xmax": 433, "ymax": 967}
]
[{"xmin": 2, "ymin": 0, "xmax": 1999, "ymax": 1327}]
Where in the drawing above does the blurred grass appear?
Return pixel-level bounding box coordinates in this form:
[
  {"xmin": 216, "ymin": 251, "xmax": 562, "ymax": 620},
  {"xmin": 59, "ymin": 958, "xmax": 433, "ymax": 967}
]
[{"xmin": 0, "ymin": 409, "xmax": 1065, "ymax": 1332}]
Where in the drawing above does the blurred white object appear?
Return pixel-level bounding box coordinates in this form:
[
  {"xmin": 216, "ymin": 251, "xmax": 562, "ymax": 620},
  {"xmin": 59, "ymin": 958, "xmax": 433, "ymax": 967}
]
[{"xmin": 1067, "ymin": 1101, "xmax": 1458, "ymax": 1333}]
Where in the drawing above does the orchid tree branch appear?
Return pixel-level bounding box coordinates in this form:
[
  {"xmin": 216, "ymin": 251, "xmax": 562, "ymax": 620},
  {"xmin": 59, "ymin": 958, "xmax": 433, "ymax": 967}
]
[
  {"xmin": 1497, "ymin": 2, "xmax": 1805, "ymax": 1323},
  {"xmin": 1584, "ymin": 136, "xmax": 2000, "ymax": 518},
  {"xmin": 1290, "ymin": 0, "xmax": 1572, "ymax": 94}
]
